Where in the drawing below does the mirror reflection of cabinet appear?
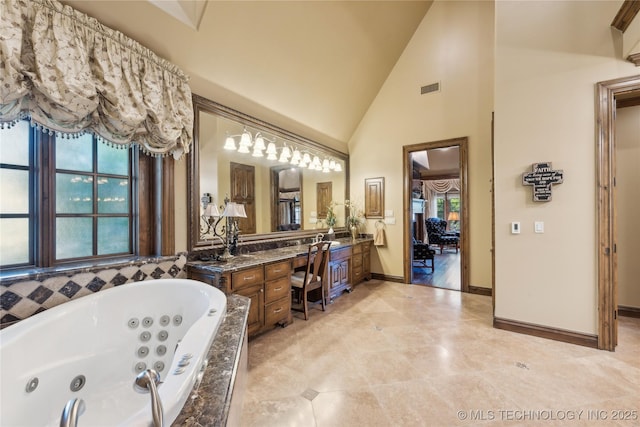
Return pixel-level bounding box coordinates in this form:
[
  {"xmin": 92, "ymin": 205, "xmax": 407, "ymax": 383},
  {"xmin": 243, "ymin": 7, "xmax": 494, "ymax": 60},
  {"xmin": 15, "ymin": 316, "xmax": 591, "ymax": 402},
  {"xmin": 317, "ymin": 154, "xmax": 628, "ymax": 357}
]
[
  {"xmin": 187, "ymin": 94, "xmax": 350, "ymax": 252},
  {"xmin": 316, "ymin": 182, "xmax": 332, "ymax": 219},
  {"xmin": 230, "ymin": 162, "xmax": 256, "ymax": 234}
]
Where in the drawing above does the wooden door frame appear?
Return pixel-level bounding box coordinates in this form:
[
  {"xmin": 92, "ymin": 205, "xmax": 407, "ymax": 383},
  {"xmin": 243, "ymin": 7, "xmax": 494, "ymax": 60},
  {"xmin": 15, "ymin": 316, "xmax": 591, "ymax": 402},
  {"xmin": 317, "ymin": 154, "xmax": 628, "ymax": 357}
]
[
  {"xmin": 403, "ymin": 137, "xmax": 469, "ymax": 292},
  {"xmin": 595, "ymin": 74, "xmax": 640, "ymax": 351}
]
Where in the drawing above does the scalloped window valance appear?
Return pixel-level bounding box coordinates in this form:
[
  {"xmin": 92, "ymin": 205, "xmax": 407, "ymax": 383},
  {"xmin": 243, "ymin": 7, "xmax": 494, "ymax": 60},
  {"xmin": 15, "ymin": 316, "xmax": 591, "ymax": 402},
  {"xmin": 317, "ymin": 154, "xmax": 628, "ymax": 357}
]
[
  {"xmin": 0, "ymin": 0, "xmax": 193, "ymax": 159},
  {"xmin": 423, "ymin": 178, "xmax": 460, "ymax": 194}
]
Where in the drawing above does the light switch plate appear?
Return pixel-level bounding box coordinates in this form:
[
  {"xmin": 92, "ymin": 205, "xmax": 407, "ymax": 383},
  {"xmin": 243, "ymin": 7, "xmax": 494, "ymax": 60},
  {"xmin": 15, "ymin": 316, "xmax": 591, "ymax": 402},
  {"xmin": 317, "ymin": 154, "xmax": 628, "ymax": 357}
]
[
  {"xmin": 534, "ymin": 221, "xmax": 544, "ymax": 233},
  {"xmin": 385, "ymin": 210, "xmax": 394, "ymax": 217},
  {"xmin": 309, "ymin": 218, "xmax": 317, "ymax": 224},
  {"xmin": 511, "ymin": 222, "xmax": 520, "ymax": 234},
  {"xmin": 384, "ymin": 217, "xmax": 396, "ymax": 225}
]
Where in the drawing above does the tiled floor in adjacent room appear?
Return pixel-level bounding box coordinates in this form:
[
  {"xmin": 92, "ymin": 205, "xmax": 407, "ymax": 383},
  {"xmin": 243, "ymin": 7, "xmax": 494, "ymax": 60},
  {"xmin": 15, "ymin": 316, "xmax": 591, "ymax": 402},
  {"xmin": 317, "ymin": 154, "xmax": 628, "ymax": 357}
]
[{"xmin": 239, "ymin": 280, "xmax": 640, "ymax": 426}]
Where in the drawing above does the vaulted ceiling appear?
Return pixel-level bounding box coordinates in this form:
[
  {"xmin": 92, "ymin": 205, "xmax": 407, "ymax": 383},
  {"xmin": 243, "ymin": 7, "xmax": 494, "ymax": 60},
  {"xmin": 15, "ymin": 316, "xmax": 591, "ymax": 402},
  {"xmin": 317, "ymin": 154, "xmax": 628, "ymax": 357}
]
[{"xmin": 62, "ymin": 0, "xmax": 433, "ymax": 152}]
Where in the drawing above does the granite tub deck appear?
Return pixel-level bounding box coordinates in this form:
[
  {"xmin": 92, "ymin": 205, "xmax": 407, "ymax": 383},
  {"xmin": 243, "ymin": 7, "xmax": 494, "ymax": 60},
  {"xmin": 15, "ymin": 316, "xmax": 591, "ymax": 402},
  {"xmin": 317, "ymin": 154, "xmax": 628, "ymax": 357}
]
[
  {"xmin": 187, "ymin": 236, "xmax": 373, "ymax": 275},
  {"xmin": 173, "ymin": 294, "xmax": 250, "ymax": 426}
]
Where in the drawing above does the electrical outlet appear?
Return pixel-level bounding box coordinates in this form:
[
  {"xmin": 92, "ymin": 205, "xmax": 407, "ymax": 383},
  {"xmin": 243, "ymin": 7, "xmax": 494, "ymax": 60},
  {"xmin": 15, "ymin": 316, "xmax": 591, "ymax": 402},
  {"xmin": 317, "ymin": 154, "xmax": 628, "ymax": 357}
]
[{"xmin": 534, "ymin": 221, "xmax": 544, "ymax": 233}]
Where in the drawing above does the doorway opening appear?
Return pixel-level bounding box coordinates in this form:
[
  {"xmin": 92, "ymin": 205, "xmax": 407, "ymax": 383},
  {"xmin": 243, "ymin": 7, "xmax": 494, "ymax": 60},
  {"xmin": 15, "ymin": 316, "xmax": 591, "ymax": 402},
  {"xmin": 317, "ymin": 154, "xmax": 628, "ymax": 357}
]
[
  {"xmin": 595, "ymin": 74, "xmax": 640, "ymax": 351},
  {"xmin": 403, "ymin": 137, "xmax": 469, "ymax": 292}
]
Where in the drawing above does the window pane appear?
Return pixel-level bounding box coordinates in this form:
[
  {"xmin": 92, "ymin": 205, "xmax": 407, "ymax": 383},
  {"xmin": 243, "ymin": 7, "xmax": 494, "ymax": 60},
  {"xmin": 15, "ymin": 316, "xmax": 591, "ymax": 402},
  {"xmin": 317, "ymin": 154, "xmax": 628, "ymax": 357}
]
[
  {"xmin": 98, "ymin": 217, "xmax": 129, "ymax": 255},
  {"xmin": 98, "ymin": 142, "xmax": 129, "ymax": 175},
  {"xmin": 97, "ymin": 177, "xmax": 129, "ymax": 214},
  {"xmin": 0, "ymin": 121, "xmax": 30, "ymax": 166},
  {"xmin": 56, "ymin": 217, "xmax": 92, "ymax": 259},
  {"xmin": 56, "ymin": 173, "xmax": 93, "ymax": 213},
  {"xmin": 0, "ymin": 169, "xmax": 29, "ymax": 213},
  {"xmin": 56, "ymin": 134, "xmax": 93, "ymax": 172},
  {"xmin": 0, "ymin": 218, "xmax": 29, "ymax": 265}
]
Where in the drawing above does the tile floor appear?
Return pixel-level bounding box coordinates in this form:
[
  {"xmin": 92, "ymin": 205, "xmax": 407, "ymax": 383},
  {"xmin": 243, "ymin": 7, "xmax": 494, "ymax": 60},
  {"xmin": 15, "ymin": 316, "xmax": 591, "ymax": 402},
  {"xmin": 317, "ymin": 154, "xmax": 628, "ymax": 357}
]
[{"xmin": 239, "ymin": 280, "xmax": 640, "ymax": 427}]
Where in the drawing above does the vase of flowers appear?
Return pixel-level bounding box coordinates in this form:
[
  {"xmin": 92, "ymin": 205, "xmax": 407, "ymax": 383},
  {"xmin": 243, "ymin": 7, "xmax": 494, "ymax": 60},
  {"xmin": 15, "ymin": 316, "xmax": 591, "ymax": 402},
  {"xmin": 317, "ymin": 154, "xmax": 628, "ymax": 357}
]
[
  {"xmin": 345, "ymin": 199, "xmax": 363, "ymax": 240},
  {"xmin": 325, "ymin": 201, "xmax": 337, "ymax": 236}
]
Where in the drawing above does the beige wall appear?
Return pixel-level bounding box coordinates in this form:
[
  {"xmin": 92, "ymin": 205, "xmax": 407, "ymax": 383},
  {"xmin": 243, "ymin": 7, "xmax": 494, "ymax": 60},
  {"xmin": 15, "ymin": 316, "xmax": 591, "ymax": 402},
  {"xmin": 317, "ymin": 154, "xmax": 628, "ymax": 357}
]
[
  {"xmin": 616, "ymin": 105, "xmax": 640, "ymax": 309},
  {"xmin": 349, "ymin": 0, "xmax": 494, "ymax": 286},
  {"xmin": 494, "ymin": 1, "xmax": 638, "ymax": 334}
]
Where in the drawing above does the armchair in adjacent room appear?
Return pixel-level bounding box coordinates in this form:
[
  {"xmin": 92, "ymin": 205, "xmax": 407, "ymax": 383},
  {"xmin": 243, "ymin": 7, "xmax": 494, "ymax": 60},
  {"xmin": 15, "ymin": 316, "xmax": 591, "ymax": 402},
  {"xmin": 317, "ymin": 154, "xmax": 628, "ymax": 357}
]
[
  {"xmin": 413, "ymin": 238, "xmax": 435, "ymax": 272},
  {"xmin": 425, "ymin": 217, "xmax": 459, "ymax": 254}
]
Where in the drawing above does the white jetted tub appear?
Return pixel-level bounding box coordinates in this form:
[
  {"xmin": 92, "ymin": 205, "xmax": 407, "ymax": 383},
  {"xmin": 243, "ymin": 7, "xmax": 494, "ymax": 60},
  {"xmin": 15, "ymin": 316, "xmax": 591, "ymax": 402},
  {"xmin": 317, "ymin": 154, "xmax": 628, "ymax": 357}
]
[{"xmin": 0, "ymin": 278, "xmax": 226, "ymax": 427}]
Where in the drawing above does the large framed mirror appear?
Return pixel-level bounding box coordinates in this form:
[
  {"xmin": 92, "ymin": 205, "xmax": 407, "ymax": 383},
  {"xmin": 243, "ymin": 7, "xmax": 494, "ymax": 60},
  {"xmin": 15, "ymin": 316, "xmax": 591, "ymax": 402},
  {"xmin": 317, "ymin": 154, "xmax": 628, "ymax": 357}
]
[{"xmin": 187, "ymin": 94, "xmax": 349, "ymax": 252}]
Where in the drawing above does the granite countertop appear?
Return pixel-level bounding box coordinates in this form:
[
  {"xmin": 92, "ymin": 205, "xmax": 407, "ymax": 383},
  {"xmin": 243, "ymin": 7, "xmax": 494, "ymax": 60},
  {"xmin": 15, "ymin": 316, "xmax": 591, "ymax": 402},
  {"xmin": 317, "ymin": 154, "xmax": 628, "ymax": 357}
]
[
  {"xmin": 187, "ymin": 236, "xmax": 373, "ymax": 274},
  {"xmin": 172, "ymin": 293, "xmax": 250, "ymax": 426}
]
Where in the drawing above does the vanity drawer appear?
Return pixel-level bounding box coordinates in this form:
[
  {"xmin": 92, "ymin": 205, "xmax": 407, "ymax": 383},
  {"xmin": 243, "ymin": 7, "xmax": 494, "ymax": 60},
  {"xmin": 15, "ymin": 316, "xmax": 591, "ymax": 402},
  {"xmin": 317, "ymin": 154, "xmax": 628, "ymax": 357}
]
[
  {"xmin": 265, "ymin": 296, "xmax": 290, "ymax": 326},
  {"xmin": 232, "ymin": 266, "xmax": 264, "ymax": 290},
  {"xmin": 293, "ymin": 254, "xmax": 308, "ymax": 269},
  {"xmin": 330, "ymin": 246, "xmax": 351, "ymax": 262},
  {"xmin": 353, "ymin": 265, "xmax": 363, "ymax": 283},
  {"xmin": 352, "ymin": 243, "xmax": 362, "ymax": 255},
  {"xmin": 265, "ymin": 260, "xmax": 291, "ymax": 280},
  {"xmin": 352, "ymin": 254, "xmax": 363, "ymax": 268},
  {"xmin": 265, "ymin": 276, "xmax": 290, "ymax": 303}
]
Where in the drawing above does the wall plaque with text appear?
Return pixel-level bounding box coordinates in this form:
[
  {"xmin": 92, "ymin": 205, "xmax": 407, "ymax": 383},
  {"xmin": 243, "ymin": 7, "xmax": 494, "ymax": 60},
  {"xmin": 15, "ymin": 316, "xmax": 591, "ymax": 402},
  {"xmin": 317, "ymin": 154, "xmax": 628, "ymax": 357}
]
[{"xmin": 522, "ymin": 162, "xmax": 564, "ymax": 202}]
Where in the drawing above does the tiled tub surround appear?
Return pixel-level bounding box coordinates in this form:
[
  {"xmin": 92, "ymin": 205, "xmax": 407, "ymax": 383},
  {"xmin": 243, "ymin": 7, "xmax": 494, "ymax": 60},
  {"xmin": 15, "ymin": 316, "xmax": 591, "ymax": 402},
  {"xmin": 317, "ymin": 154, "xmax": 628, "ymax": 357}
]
[
  {"xmin": 0, "ymin": 254, "xmax": 187, "ymax": 328},
  {"xmin": 0, "ymin": 278, "xmax": 227, "ymax": 426}
]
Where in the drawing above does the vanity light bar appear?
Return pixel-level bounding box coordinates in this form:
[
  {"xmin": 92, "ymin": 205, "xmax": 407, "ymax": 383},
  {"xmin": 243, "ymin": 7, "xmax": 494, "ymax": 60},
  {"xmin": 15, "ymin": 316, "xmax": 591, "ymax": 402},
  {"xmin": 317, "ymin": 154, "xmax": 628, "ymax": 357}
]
[{"xmin": 223, "ymin": 128, "xmax": 342, "ymax": 172}]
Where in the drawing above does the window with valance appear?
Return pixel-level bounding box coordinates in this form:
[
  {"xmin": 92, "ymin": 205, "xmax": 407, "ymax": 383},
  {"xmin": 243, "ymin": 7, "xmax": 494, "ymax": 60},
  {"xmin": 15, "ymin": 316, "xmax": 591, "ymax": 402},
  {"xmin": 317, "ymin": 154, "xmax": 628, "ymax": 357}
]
[
  {"xmin": 0, "ymin": 0, "xmax": 193, "ymax": 270},
  {"xmin": 0, "ymin": 0, "xmax": 193, "ymax": 159}
]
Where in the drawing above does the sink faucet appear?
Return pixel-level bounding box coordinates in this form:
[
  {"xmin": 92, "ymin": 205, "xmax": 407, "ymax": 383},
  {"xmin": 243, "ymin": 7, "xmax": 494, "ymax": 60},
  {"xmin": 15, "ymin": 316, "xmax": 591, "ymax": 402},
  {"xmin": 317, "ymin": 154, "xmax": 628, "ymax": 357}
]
[
  {"xmin": 314, "ymin": 233, "xmax": 324, "ymax": 243},
  {"xmin": 134, "ymin": 369, "xmax": 163, "ymax": 427},
  {"xmin": 60, "ymin": 398, "xmax": 85, "ymax": 427}
]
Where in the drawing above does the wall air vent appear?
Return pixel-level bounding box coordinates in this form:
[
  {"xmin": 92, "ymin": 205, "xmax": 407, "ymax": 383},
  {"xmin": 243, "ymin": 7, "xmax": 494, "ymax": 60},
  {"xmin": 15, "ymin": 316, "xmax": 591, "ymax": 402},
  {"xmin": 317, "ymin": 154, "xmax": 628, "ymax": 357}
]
[{"xmin": 420, "ymin": 82, "xmax": 440, "ymax": 95}]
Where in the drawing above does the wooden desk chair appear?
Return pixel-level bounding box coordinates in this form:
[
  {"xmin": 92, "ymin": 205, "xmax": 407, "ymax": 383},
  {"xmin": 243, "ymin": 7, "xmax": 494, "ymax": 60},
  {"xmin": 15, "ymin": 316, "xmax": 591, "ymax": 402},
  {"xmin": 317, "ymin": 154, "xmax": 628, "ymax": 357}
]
[{"xmin": 291, "ymin": 241, "xmax": 331, "ymax": 320}]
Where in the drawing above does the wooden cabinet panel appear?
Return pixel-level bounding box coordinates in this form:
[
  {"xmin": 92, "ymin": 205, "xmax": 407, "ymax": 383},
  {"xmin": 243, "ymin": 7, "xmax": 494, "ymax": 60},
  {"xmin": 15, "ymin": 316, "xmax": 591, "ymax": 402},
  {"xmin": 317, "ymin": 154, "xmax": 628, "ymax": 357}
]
[
  {"xmin": 363, "ymin": 246, "xmax": 371, "ymax": 280},
  {"xmin": 235, "ymin": 283, "xmax": 264, "ymax": 336},
  {"xmin": 232, "ymin": 266, "xmax": 264, "ymax": 291},
  {"xmin": 364, "ymin": 177, "xmax": 385, "ymax": 219}
]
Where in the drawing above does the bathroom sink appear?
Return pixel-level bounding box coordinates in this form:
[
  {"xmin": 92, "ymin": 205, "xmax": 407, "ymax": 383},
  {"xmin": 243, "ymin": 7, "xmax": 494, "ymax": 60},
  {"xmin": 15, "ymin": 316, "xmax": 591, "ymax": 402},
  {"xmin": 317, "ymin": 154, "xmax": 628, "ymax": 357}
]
[{"xmin": 311, "ymin": 240, "xmax": 341, "ymax": 247}]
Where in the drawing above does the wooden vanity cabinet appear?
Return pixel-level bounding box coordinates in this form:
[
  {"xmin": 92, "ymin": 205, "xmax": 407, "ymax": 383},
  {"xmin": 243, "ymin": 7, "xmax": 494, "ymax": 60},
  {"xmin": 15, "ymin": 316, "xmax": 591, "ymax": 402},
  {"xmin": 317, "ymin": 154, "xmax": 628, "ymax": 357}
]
[
  {"xmin": 328, "ymin": 246, "xmax": 351, "ymax": 300},
  {"xmin": 232, "ymin": 266, "xmax": 265, "ymax": 335},
  {"xmin": 189, "ymin": 261, "xmax": 291, "ymax": 337}
]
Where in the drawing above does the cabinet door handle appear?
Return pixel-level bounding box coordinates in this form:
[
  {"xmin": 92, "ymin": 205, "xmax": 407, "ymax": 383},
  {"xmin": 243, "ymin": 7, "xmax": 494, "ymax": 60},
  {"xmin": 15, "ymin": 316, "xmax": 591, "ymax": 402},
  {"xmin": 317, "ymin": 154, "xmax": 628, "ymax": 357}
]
[
  {"xmin": 244, "ymin": 275, "xmax": 255, "ymax": 281},
  {"xmin": 273, "ymin": 308, "xmax": 282, "ymax": 313},
  {"xmin": 273, "ymin": 268, "xmax": 281, "ymax": 273},
  {"xmin": 274, "ymin": 287, "xmax": 282, "ymax": 291}
]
